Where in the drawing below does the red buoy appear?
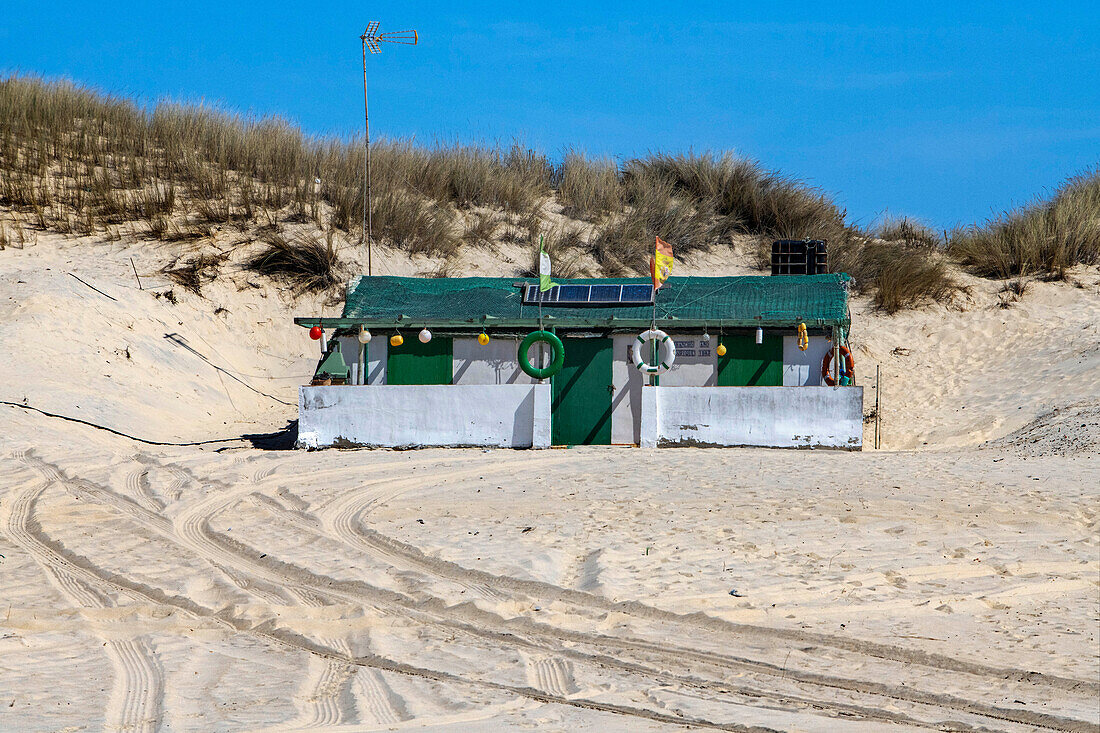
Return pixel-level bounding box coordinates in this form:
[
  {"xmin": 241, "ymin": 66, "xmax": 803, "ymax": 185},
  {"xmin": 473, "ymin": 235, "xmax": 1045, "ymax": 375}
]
[{"xmin": 309, "ymin": 326, "xmax": 323, "ymax": 340}]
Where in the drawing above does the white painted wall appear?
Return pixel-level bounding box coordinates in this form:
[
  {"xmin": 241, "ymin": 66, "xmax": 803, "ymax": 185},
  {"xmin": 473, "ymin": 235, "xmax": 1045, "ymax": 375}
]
[
  {"xmin": 611, "ymin": 334, "xmax": 643, "ymax": 445},
  {"xmin": 662, "ymin": 335, "xmax": 718, "ymax": 387},
  {"xmin": 297, "ymin": 384, "xmax": 551, "ymax": 449},
  {"xmin": 611, "ymin": 333, "xmax": 717, "ymax": 445},
  {"xmin": 335, "ymin": 336, "xmax": 387, "ymax": 384},
  {"xmin": 643, "ymin": 385, "xmax": 863, "ymax": 449},
  {"xmin": 453, "ymin": 337, "xmax": 538, "ymax": 385},
  {"xmin": 782, "ymin": 335, "xmax": 832, "ymax": 386}
]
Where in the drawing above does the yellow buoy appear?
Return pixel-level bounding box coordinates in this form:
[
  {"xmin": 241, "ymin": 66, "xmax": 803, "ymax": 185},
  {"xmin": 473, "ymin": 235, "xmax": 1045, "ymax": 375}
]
[
  {"xmin": 716, "ymin": 343, "xmax": 727, "ymax": 357},
  {"xmin": 477, "ymin": 332, "xmax": 490, "ymax": 345},
  {"xmin": 390, "ymin": 333, "xmax": 404, "ymax": 347}
]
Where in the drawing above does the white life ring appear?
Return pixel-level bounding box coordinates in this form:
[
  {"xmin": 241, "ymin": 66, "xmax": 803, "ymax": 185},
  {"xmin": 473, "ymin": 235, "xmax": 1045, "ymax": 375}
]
[{"xmin": 632, "ymin": 329, "xmax": 676, "ymax": 374}]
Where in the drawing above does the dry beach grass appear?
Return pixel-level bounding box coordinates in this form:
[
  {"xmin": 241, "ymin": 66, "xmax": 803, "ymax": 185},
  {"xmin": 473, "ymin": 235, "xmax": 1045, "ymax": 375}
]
[{"xmin": 0, "ymin": 73, "xmax": 1021, "ymax": 311}]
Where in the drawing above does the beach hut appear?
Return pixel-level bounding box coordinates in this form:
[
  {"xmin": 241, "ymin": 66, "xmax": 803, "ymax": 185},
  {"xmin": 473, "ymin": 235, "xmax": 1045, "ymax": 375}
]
[{"xmin": 294, "ymin": 274, "xmax": 862, "ymax": 449}]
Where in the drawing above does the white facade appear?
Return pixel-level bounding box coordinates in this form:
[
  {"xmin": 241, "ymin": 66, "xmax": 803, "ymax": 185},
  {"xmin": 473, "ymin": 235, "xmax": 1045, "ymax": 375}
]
[
  {"xmin": 335, "ymin": 336, "xmax": 386, "ymax": 384},
  {"xmin": 453, "ymin": 337, "xmax": 539, "ymax": 385},
  {"xmin": 297, "ymin": 384, "xmax": 551, "ymax": 449},
  {"xmin": 309, "ymin": 332, "xmax": 858, "ymax": 449},
  {"xmin": 610, "ymin": 334, "xmax": 722, "ymax": 444},
  {"xmin": 641, "ymin": 385, "xmax": 864, "ymax": 449},
  {"xmin": 782, "ymin": 335, "xmax": 832, "ymax": 386}
]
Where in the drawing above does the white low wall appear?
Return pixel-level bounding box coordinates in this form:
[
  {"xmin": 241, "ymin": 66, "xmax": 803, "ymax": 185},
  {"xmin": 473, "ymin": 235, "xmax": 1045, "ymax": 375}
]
[
  {"xmin": 641, "ymin": 386, "xmax": 863, "ymax": 449},
  {"xmin": 297, "ymin": 384, "xmax": 551, "ymax": 449}
]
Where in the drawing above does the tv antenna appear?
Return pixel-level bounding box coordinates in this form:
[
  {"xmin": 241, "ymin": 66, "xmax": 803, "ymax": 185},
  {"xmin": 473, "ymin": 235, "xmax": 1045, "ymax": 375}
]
[{"xmin": 360, "ymin": 22, "xmax": 418, "ymax": 276}]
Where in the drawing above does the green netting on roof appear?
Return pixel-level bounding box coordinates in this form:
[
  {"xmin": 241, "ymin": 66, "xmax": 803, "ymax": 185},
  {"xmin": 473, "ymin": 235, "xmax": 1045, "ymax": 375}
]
[{"xmin": 321, "ymin": 274, "xmax": 850, "ymax": 330}]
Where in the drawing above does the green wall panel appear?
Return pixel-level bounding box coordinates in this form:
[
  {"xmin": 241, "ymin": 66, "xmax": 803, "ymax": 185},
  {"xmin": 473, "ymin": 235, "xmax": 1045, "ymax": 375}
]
[
  {"xmin": 717, "ymin": 333, "xmax": 783, "ymax": 386},
  {"xmin": 386, "ymin": 337, "xmax": 453, "ymax": 385}
]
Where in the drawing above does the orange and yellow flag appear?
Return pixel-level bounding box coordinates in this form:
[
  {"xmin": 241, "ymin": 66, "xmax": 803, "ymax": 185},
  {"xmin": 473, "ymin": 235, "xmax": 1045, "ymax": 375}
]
[{"xmin": 651, "ymin": 236, "xmax": 673, "ymax": 290}]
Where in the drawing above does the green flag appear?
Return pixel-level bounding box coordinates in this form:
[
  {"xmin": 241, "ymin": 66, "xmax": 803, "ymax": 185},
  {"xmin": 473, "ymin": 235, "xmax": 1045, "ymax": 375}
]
[{"xmin": 539, "ymin": 236, "xmax": 557, "ymax": 292}]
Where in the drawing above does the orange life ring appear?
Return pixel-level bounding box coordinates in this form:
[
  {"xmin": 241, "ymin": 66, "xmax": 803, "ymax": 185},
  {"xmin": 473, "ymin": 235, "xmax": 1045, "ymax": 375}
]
[{"xmin": 822, "ymin": 345, "xmax": 855, "ymax": 386}]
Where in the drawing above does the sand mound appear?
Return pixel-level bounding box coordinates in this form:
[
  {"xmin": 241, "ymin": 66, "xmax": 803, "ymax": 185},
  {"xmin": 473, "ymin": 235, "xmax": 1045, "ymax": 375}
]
[{"xmin": 984, "ymin": 400, "xmax": 1100, "ymax": 457}]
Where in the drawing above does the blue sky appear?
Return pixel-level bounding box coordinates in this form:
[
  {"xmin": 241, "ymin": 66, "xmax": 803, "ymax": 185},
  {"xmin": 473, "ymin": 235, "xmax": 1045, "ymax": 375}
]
[{"xmin": 3, "ymin": 2, "xmax": 1097, "ymax": 228}]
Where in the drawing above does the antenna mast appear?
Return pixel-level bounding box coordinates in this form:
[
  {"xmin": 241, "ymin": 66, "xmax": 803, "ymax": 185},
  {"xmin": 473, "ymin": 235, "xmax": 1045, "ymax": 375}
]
[{"xmin": 360, "ymin": 23, "xmax": 418, "ymax": 276}]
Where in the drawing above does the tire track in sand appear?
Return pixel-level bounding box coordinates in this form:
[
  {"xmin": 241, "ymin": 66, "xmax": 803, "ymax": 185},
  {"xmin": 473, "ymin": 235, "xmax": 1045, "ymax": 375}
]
[
  {"xmin": 2, "ymin": 456, "xmax": 164, "ymax": 733},
  {"xmin": 523, "ymin": 654, "xmax": 577, "ymax": 698},
  {"xmin": 17, "ymin": 451, "xmax": 1095, "ymax": 732},
  {"xmin": 12, "ymin": 452, "xmax": 784, "ymax": 731},
  {"xmin": 281, "ymin": 584, "xmax": 409, "ymax": 728},
  {"xmin": 170, "ymin": 479, "xmax": 1096, "ymax": 731},
  {"xmin": 310, "ymin": 473, "xmax": 1097, "ymax": 698},
  {"xmin": 0, "ymin": 467, "xmax": 776, "ymax": 733},
  {"xmin": 258, "ymin": 478, "xmax": 1100, "ymax": 731}
]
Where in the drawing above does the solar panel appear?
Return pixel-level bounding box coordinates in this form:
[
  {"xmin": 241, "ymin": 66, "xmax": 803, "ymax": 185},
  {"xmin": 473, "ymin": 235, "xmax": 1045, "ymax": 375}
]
[
  {"xmin": 622, "ymin": 284, "xmax": 655, "ymax": 301},
  {"xmin": 557, "ymin": 284, "xmax": 589, "ymax": 301},
  {"xmin": 590, "ymin": 285, "xmax": 622, "ymax": 302},
  {"xmin": 522, "ymin": 283, "xmax": 653, "ymax": 305}
]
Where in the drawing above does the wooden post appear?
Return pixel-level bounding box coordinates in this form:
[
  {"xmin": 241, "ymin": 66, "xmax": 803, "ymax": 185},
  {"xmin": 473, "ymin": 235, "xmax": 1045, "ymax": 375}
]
[{"xmin": 875, "ymin": 364, "xmax": 882, "ymax": 450}]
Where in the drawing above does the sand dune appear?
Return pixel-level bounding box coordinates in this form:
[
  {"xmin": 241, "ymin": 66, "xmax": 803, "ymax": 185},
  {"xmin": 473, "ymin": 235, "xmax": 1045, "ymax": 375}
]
[{"xmin": 1, "ymin": 233, "xmax": 1097, "ymax": 730}]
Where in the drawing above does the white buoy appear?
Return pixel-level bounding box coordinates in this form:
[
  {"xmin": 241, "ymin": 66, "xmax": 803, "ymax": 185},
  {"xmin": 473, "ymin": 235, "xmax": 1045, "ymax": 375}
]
[
  {"xmin": 756, "ymin": 327, "xmax": 764, "ymax": 345},
  {"xmin": 358, "ymin": 327, "xmax": 372, "ymax": 344},
  {"xmin": 419, "ymin": 328, "xmax": 432, "ymax": 343}
]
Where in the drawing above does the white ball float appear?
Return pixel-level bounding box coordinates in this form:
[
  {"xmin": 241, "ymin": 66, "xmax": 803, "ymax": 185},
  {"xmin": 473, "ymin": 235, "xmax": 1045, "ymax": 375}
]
[
  {"xmin": 358, "ymin": 328, "xmax": 372, "ymax": 344},
  {"xmin": 419, "ymin": 328, "xmax": 432, "ymax": 343}
]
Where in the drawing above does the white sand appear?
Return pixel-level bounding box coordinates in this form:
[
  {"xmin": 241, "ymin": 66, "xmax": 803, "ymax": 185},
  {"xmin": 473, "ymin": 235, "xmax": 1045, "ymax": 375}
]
[{"xmin": 1, "ymin": 231, "xmax": 1097, "ymax": 731}]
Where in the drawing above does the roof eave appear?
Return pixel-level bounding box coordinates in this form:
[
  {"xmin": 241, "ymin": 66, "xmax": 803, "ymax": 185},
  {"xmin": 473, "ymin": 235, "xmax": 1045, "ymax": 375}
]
[{"xmin": 293, "ymin": 315, "xmax": 850, "ymax": 330}]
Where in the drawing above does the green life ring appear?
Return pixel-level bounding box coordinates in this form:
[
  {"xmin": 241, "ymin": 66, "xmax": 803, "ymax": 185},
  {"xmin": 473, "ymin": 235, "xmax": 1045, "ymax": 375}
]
[{"xmin": 518, "ymin": 330, "xmax": 565, "ymax": 380}]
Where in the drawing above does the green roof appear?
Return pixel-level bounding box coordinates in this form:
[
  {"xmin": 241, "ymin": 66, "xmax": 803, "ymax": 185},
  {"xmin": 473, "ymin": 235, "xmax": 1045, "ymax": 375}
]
[{"xmin": 294, "ymin": 274, "xmax": 851, "ymax": 331}]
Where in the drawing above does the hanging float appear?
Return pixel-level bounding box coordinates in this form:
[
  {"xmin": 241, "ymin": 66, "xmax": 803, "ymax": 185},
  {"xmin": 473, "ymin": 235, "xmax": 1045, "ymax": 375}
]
[
  {"xmin": 632, "ymin": 329, "xmax": 676, "ymax": 375},
  {"xmin": 517, "ymin": 330, "xmax": 565, "ymax": 379},
  {"xmin": 821, "ymin": 344, "xmax": 855, "ymax": 386}
]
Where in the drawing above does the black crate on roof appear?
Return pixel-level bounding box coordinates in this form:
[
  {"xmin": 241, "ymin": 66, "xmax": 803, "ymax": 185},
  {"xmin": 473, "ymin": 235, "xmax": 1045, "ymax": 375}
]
[{"xmin": 771, "ymin": 239, "xmax": 828, "ymax": 275}]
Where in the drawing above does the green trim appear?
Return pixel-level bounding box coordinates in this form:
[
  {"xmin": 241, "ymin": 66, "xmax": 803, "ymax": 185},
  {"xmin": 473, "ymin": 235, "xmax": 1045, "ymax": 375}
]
[{"xmin": 295, "ymin": 316, "xmax": 848, "ymax": 331}]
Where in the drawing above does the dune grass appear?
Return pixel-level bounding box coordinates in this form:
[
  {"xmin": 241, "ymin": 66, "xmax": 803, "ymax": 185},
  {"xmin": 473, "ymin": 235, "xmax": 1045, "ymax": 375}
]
[
  {"xmin": 0, "ymin": 73, "xmax": 993, "ymax": 311},
  {"xmin": 246, "ymin": 231, "xmax": 342, "ymax": 293},
  {"xmin": 949, "ymin": 170, "xmax": 1100, "ymax": 279},
  {"xmin": 830, "ymin": 231, "xmax": 960, "ymax": 314},
  {"xmin": 0, "ymin": 75, "xmax": 551, "ymax": 255}
]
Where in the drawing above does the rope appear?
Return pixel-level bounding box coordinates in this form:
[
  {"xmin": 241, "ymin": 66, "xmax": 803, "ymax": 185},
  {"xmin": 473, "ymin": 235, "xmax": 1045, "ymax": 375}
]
[{"xmin": 2, "ymin": 401, "xmax": 246, "ymax": 447}]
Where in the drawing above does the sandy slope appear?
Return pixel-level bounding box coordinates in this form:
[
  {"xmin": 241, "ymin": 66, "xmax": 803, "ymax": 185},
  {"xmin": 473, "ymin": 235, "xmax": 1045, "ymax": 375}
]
[{"xmin": 0, "ymin": 231, "xmax": 1098, "ymax": 731}]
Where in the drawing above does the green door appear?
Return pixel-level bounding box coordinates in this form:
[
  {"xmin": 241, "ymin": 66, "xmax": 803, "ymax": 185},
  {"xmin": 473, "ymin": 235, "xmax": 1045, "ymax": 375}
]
[
  {"xmin": 551, "ymin": 337, "xmax": 613, "ymax": 445},
  {"xmin": 718, "ymin": 333, "xmax": 783, "ymax": 386},
  {"xmin": 387, "ymin": 337, "xmax": 453, "ymax": 385}
]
